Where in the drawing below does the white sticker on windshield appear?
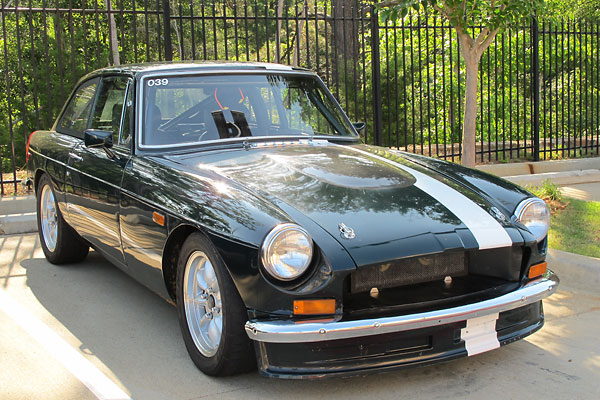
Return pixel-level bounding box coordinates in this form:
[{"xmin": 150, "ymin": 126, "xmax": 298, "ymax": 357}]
[{"xmin": 147, "ymin": 78, "xmax": 169, "ymax": 87}]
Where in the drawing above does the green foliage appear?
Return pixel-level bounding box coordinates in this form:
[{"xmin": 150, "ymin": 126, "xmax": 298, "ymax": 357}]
[
  {"xmin": 528, "ymin": 179, "xmax": 563, "ymax": 201},
  {"xmin": 375, "ymin": 13, "xmax": 600, "ymax": 163},
  {"xmin": 1, "ymin": 0, "xmax": 376, "ymax": 168},
  {"xmin": 1, "ymin": 0, "xmax": 599, "ymax": 172},
  {"xmin": 378, "ymin": 0, "xmax": 543, "ymax": 33},
  {"xmin": 543, "ymin": 0, "xmax": 600, "ymax": 20},
  {"xmin": 377, "ymin": 0, "xmax": 546, "ymax": 166}
]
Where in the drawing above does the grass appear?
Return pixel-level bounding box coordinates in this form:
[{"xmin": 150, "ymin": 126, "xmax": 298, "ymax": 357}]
[
  {"xmin": 529, "ymin": 180, "xmax": 600, "ymax": 258},
  {"xmin": 547, "ymin": 198, "xmax": 600, "ymax": 258}
]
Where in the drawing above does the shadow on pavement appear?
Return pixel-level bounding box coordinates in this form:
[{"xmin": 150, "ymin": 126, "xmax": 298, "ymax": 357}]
[{"xmin": 18, "ymin": 251, "xmax": 599, "ymax": 400}]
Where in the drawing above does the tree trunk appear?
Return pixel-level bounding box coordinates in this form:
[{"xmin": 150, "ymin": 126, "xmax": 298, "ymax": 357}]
[
  {"xmin": 276, "ymin": 0, "xmax": 284, "ymax": 63},
  {"xmin": 333, "ymin": 0, "xmax": 359, "ymax": 60},
  {"xmin": 462, "ymin": 56, "xmax": 478, "ymax": 167},
  {"xmin": 455, "ymin": 25, "xmax": 499, "ymax": 167},
  {"xmin": 105, "ymin": 0, "xmax": 120, "ymax": 66},
  {"xmin": 293, "ymin": 6, "xmax": 306, "ymax": 66},
  {"xmin": 457, "ymin": 31, "xmax": 482, "ymax": 168},
  {"xmin": 332, "ymin": 0, "xmax": 359, "ymax": 85},
  {"xmin": 170, "ymin": 0, "xmax": 183, "ymax": 59}
]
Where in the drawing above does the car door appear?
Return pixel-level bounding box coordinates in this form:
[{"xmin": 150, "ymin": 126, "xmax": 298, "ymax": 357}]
[
  {"xmin": 53, "ymin": 78, "xmax": 100, "ymax": 224},
  {"xmin": 65, "ymin": 75, "xmax": 133, "ymax": 267}
]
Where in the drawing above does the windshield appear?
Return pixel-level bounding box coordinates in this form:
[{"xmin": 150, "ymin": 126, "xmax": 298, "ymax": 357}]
[{"xmin": 141, "ymin": 74, "xmax": 357, "ymax": 147}]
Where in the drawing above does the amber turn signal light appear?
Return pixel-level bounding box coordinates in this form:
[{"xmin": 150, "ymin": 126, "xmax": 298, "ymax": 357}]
[
  {"xmin": 528, "ymin": 262, "xmax": 547, "ymax": 279},
  {"xmin": 152, "ymin": 211, "xmax": 165, "ymax": 226},
  {"xmin": 293, "ymin": 299, "xmax": 336, "ymax": 315}
]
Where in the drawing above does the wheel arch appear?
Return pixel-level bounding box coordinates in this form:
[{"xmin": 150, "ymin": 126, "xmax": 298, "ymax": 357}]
[
  {"xmin": 161, "ymin": 222, "xmax": 259, "ymax": 308},
  {"xmin": 34, "ymin": 168, "xmax": 46, "ymax": 194},
  {"xmin": 162, "ymin": 223, "xmax": 198, "ymax": 302}
]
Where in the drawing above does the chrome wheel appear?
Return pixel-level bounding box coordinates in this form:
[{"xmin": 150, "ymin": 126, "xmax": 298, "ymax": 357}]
[
  {"xmin": 183, "ymin": 251, "xmax": 223, "ymax": 357},
  {"xmin": 40, "ymin": 184, "xmax": 58, "ymax": 252}
]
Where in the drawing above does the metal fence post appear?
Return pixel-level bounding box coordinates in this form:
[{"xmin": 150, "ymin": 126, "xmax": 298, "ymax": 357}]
[
  {"xmin": 532, "ymin": 17, "xmax": 540, "ymax": 161},
  {"xmin": 162, "ymin": 0, "xmax": 173, "ymax": 61},
  {"xmin": 371, "ymin": 7, "xmax": 383, "ymax": 146}
]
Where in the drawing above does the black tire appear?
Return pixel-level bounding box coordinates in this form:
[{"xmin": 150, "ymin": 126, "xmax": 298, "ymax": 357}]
[
  {"xmin": 36, "ymin": 173, "xmax": 89, "ymax": 264},
  {"xmin": 176, "ymin": 232, "xmax": 256, "ymax": 376}
]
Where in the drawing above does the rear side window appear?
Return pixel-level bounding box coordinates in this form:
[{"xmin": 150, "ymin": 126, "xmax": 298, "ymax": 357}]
[{"xmin": 57, "ymin": 79, "xmax": 98, "ymax": 138}]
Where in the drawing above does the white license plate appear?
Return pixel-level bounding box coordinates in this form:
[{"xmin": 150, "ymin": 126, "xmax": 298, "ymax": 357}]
[{"xmin": 460, "ymin": 313, "xmax": 500, "ymax": 356}]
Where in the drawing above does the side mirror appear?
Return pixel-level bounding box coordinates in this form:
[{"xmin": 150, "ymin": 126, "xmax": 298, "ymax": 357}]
[
  {"xmin": 84, "ymin": 129, "xmax": 117, "ymax": 159},
  {"xmin": 85, "ymin": 129, "xmax": 114, "ymax": 149},
  {"xmin": 353, "ymin": 122, "xmax": 366, "ymax": 138}
]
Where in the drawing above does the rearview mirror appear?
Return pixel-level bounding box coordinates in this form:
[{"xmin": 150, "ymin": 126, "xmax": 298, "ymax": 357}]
[
  {"xmin": 353, "ymin": 122, "xmax": 366, "ymax": 138},
  {"xmin": 84, "ymin": 129, "xmax": 114, "ymax": 149}
]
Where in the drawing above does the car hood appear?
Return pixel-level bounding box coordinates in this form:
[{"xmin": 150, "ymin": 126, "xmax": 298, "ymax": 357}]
[{"xmin": 167, "ymin": 141, "xmax": 517, "ymax": 267}]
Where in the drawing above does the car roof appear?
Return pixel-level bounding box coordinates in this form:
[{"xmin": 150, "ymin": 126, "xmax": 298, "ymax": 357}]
[{"xmin": 81, "ymin": 61, "xmax": 312, "ymax": 81}]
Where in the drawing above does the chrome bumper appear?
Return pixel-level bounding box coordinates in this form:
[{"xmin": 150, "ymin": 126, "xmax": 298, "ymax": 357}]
[{"xmin": 245, "ymin": 271, "xmax": 559, "ymax": 343}]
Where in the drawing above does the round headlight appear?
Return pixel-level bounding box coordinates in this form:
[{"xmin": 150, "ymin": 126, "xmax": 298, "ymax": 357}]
[
  {"xmin": 261, "ymin": 223, "xmax": 313, "ymax": 281},
  {"xmin": 514, "ymin": 198, "xmax": 551, "ymax": 242}
]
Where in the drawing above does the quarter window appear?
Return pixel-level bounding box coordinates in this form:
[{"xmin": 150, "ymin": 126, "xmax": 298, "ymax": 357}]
[
  {"xmin": 57, "ymin": 79, "xmax": 98, "ymax": 138},
  {"xmin": 120, "ymin": 84, "xmax": 133, "ymax": 146}
]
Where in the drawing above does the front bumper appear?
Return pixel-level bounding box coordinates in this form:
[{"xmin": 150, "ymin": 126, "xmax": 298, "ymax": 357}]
[{"xmin": 245, "ymin": 271, "xmax": 559, "ymax": 378}]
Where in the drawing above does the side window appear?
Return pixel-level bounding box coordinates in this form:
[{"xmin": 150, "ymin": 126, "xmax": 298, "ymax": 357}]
[
  {"xmin": 90, "ymin": 76, "xmax": 130, "ymax": 147},
  {"xmin": 57, "ymin": 79, "xmax": 98, "ymax": 138}
]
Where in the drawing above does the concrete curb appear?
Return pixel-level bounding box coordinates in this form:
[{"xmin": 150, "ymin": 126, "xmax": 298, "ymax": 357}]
[
  {"xmin": 504, "ymin": 169, "xmax": 600, "ymax": 187},
  {"xmin": 546, "ymin": 248, "xmax": 600, "ymax": 294},
  {"xmin": 0, "ymin": 213, "xmax": 37, "ymax": 235},
  {"xmin": 476, "ymin": 157, "xmax": 600, "ymax": 177},
  {"xmin": 0, "ymin": 195, "xmax": 35, "ymax": 215},
  {"xmin": 0, "ymin": 195, "xmax": 37, "ymax": 235}
]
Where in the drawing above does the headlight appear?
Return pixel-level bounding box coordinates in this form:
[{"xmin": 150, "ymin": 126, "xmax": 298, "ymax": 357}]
[
  {"xmin": 261, "ymin": 223, "xmax": 313, "ymax": 281},
  {"xmin": 514, "ymin": 198, "xmax": 551, "ymax": 242}
]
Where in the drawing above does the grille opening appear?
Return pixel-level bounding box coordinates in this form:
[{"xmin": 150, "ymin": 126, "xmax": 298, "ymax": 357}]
[
  {"xmin": 343, "ymin": 249, "xmax": 524, "ymax": 320},
  {"xmin": 350, "ymin": 252, "xmax": 468, "ymax": 294},
  {"xmin": 344, "ymin": 275, "xmax": 518, "ymax": 321}
]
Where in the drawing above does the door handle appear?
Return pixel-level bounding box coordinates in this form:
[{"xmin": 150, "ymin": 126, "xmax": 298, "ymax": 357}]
[{"xmin": 68, "ymin": 152, "xmax": 83, "ymax": 162}]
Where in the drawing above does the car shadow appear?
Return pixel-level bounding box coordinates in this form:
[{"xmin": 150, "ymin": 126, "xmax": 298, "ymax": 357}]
[{"xmin": 19, "ymin": 252, "xmax": 597, "ymax": 400}]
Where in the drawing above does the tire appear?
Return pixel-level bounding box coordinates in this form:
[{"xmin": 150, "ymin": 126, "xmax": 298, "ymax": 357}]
[
  {"xmin": 176, "ymin": 232, "xmax": 256, "ymax": 376},
  {"xmin": 36, "ymin": 173, "xmax": 89, "ymax": 264}
]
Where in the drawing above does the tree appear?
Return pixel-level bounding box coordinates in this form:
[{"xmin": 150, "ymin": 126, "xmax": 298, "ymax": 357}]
[
  {"xmin": 377, "ymin": 0, "xmax": 543, "ymax": 166},
  {"xmin": 544, "ymin": 0, "xmax": 600, "ymax": 19}
]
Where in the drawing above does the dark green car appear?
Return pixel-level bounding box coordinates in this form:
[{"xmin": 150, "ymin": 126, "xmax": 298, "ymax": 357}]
[{"xmin": 27, "ymin": 62, "xmax": 558, "ymax": 378}]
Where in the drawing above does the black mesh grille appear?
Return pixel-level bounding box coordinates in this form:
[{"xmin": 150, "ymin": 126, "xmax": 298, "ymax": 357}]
[{"xmin": 350, "ymin": 252, "xmax": 468, "ymax": 293}]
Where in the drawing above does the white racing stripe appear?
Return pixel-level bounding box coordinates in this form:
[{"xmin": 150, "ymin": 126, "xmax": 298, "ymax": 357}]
[
  {"xmin": 344, "ymin": 146, "xmax": 513, "ymax": 249},
  {"xmin": 0, "ymin": 289, "xmax": 132, "ymax": 400}
]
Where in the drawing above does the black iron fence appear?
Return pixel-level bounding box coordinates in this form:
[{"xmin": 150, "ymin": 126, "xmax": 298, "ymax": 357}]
[
  {"xmin": 378, "ymin": 16, "xmax": 600, "ymax": 163},
  {"xmin": 1, "ymin": 1, "xmax": 599, "ymax": 195}
]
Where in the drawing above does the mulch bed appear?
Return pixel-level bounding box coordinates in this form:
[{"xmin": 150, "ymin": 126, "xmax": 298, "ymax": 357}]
[{"xmin": 1, "ymin": 170, "xmax": 32, "ymax": 197}]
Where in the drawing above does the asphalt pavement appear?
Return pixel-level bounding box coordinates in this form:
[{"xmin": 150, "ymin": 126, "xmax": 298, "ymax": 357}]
[{"xmin": 0, "ymin": 233, "xmax": 599, "ymax": 400}]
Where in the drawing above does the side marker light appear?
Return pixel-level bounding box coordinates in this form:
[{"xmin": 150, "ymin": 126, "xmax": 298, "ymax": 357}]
[
  {"xmin": 293, "ymin": 299, "xmax": 335, "ymax": 315},
  {"xmin": 152, "ymin": 211, "xmax": 165, "ymax": 226},
  {"xmin": 528, "ymin": 262, "xmax": 547, "ymax": 279}
]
